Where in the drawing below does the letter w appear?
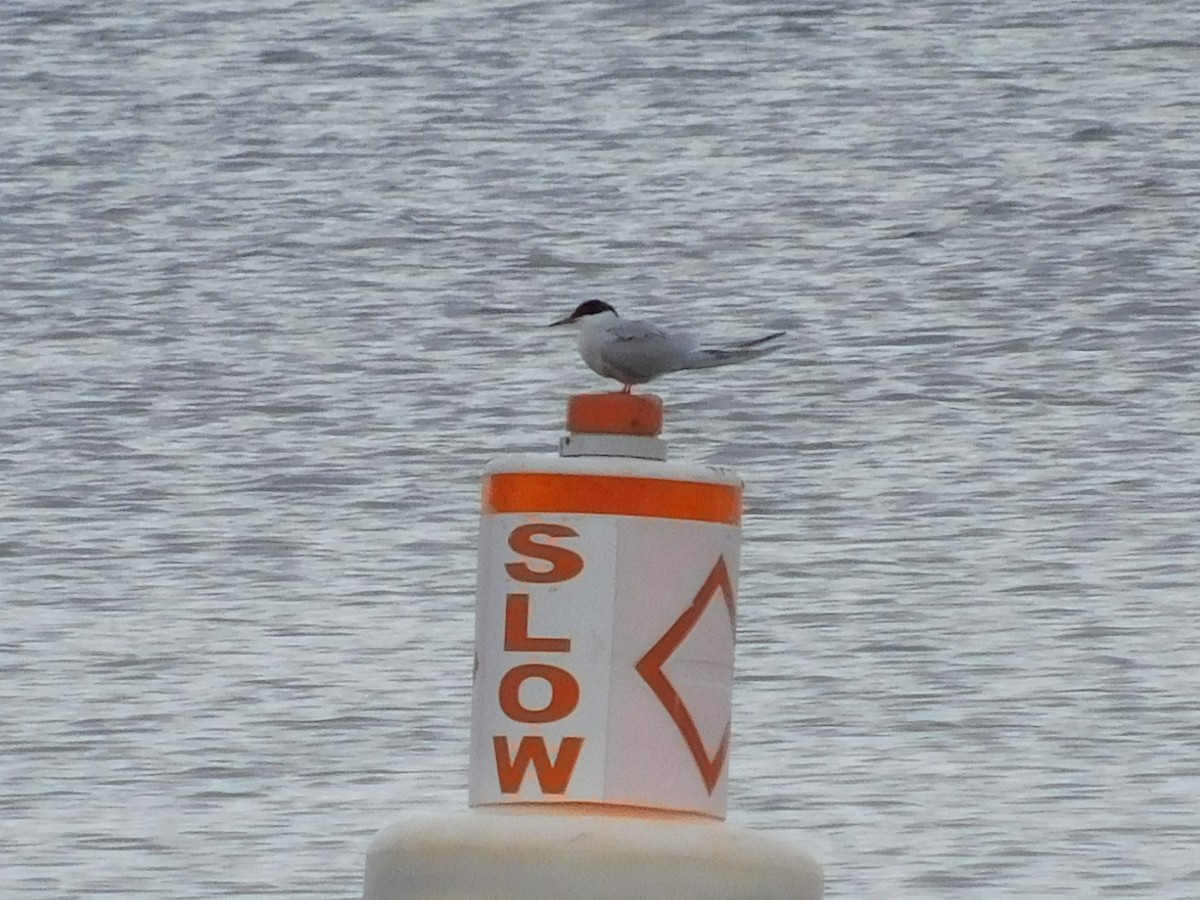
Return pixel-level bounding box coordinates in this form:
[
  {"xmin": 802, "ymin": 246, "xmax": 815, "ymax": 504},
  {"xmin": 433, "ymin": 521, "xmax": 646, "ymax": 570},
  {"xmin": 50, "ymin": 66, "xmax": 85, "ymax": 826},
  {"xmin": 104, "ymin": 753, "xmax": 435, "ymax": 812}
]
[{"xmin": 493, "ymin": 735, "xmax": 584, "ymax": 794}]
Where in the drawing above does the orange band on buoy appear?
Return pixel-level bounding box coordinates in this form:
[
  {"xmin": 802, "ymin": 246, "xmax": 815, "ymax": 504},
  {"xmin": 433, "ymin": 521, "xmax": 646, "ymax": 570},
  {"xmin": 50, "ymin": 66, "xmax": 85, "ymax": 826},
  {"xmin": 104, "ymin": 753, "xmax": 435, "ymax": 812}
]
[
  {"xmin": 567, "ymin": 393, "xmax": 663, "ymax": 436},
  {"xmin": 484, "ymin": 472, "xmax": 741, "ymax": 525}
]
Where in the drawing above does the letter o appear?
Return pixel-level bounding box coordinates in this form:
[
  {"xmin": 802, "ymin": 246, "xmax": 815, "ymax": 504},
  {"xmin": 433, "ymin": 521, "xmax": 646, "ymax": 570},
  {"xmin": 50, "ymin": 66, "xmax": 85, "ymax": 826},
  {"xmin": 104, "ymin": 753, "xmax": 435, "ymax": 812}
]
[{"xmin": 498, "ymin": 664, "xmax": 580, "ymax": 724}]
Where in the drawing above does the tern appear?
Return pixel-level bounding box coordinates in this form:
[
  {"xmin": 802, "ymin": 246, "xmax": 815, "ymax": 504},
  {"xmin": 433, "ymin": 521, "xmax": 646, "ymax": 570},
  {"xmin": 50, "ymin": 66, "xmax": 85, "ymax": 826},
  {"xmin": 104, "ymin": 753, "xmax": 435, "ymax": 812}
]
[{"xmin": 550, "ymin": 299, "xmax": 784, "ymax": 392}]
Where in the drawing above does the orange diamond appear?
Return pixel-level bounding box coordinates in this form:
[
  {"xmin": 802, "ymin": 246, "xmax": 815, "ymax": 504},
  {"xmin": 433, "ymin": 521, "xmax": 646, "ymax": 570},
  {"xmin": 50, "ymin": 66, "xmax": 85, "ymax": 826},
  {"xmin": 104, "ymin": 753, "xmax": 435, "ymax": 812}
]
[{"xmin": 635, "ymin": 556, "xmax": 736, "ymax": 795}]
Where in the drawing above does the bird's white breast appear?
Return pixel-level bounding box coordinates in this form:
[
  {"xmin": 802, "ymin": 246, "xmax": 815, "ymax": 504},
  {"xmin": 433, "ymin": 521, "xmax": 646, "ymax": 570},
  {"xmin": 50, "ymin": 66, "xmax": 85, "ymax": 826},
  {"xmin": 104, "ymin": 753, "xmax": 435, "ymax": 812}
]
[{"xmin": 577, "ymin": 312, "xmax": 625, "ymax": 380}]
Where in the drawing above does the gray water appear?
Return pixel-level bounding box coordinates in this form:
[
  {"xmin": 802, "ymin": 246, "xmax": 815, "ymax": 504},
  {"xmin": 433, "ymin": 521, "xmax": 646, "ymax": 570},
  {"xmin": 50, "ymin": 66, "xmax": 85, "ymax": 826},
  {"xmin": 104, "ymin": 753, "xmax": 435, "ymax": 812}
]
[{"xmin": 3, "ymin": 1, "xmax": 1198, "ymax": 897}]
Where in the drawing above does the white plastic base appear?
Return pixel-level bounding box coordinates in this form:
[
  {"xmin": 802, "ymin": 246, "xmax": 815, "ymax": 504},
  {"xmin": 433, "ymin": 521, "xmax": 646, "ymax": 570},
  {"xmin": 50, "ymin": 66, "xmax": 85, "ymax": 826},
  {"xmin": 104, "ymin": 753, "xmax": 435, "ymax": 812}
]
[
  {"xmin": 558, "ymin": 433, "xmax": 668, "ymax": 460},
  {"xmin": 363, "ymin": 809, "xmax": 822, "ymax": 900}
]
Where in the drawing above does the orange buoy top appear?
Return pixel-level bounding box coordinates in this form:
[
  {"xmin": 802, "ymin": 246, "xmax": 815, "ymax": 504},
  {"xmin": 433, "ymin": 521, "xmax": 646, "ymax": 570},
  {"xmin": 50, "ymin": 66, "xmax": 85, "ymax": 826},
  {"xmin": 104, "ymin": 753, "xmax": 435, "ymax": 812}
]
[{"xmin": 567, "ymin": 392, "xmax": 663, "ymax": 437}]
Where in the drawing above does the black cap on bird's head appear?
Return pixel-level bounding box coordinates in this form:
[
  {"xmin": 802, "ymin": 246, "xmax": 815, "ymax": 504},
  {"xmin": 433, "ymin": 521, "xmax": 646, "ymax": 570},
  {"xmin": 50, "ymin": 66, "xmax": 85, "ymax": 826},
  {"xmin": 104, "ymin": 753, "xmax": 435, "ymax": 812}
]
[{"xmin": 549, "ymin": 299, "xmax": 618, "ymax": 326}]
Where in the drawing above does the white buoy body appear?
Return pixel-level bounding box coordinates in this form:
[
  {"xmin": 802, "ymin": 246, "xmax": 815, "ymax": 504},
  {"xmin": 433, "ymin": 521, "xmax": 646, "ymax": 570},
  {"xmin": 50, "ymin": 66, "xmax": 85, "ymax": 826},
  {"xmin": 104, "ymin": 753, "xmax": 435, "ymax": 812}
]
[
  {"xmin": 363, "ymin": 394, "xmax": 822, "ymax": 900},
  {"xmin": 470, "ymin": 454, "xmax": 742, "ymax": 817}
]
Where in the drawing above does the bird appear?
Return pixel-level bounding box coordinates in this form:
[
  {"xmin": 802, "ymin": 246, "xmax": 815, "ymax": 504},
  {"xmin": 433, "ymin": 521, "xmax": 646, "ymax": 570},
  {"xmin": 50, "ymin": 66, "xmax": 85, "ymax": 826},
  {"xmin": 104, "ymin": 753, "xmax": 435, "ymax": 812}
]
[{"xmin": 549, "ymin": 299, "xmax": 784, "ymax": 393}]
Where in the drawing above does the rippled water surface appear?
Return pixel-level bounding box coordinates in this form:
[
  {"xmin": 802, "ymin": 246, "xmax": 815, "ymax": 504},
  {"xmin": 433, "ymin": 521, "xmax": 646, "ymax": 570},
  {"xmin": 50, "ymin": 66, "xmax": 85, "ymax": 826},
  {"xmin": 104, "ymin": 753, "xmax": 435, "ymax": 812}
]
[{"xmin": 3, "ymin": 1, "xmax": 1198, "ymax": 897}]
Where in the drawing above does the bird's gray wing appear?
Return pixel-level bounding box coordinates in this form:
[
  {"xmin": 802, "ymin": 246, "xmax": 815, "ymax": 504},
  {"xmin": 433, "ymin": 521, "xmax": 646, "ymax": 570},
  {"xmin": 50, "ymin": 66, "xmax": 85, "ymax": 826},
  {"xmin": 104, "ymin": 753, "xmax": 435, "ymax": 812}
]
[{"xmin": 599, "ymin": 320, "xmax": 695, "ymax": 381}]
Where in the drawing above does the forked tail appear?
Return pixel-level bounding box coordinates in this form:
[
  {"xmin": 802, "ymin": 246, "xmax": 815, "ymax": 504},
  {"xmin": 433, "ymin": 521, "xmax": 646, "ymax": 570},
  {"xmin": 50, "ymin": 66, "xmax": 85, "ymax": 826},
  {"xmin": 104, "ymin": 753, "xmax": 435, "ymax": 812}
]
[{"xmin": 682, "ymin": 331, "xmax": 785, "ymax": 370}]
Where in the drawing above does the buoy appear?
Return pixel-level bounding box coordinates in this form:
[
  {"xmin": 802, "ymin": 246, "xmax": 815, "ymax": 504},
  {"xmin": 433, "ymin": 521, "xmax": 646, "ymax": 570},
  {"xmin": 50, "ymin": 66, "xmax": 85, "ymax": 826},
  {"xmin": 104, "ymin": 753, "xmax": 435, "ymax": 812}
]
[{"xmin": 364, "ymin": 392, "xmax": 822, "ymax": 900}]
